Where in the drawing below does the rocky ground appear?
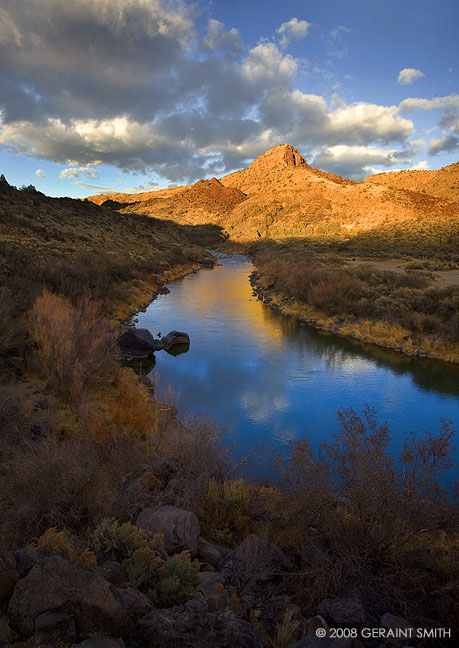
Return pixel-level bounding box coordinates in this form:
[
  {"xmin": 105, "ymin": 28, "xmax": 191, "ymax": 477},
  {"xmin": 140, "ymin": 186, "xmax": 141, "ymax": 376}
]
[{"xmin": 1, "ymin": 503, "xmax": 422, "ymax": 648}]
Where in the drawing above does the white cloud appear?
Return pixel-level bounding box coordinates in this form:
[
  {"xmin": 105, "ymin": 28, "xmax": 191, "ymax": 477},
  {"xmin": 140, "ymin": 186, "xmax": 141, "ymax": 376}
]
[
  {"xmin": 34, "ymin": 168, "xmax": 45, "ymax": 178},
  {"xmin": 327, "ymin": 103, "xmax": 413, "ymax": 143},
  {"xmin": 411, "ymin": 160, "xmax": 429, "ymax": 170},
  {"xmin": 60, "ymin": 163, "xmax": 101, "ymax": 180},
  {"xmin": 398, "ymin": 95, "xmax": 459, "ymax": 112},
  {"xmin": 276, "ymin": 17, "xmax": 310, "ymax": 47},
  {"xmin": 201, "ymin": 19, "xmax": 241, "ymax": 58},
  {"xmin": 0, "ymin": 2, "xmax": 457, "ymax": 184},
  {"xmin": 313, "ymin": 145, "xmax": 403, "ymax": 180},
  {"xmin": 367, "ymin": 160, "xmax": 430, "ymax": 174},
  {"xmin": 397, "ymin": 68, "xmax": 425, "ymax": 85},
  {"xmin": 243, "ymin": 43, "xmax": 298, "ymax": 81}
]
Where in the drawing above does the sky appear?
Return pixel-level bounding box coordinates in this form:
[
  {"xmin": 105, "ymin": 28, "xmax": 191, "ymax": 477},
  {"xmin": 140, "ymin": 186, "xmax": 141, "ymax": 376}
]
[{"xmin": 0, "ymin": 0, "xmax": 458, "ymax": 198}]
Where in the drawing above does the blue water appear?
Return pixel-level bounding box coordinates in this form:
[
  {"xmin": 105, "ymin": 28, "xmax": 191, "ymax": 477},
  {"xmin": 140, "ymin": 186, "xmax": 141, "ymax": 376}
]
[{"xmin": 136, "ymin": 253, "xmax": 459, "ymax": 482}]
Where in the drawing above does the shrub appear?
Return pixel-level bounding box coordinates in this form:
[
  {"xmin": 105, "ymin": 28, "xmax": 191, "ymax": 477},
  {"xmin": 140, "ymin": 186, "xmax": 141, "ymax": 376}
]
[
  {"xmin": 32, "ymin": 527, "xmax": 97, "ymax": 569},
  {"xmin": 91, "ymin": 519, "xmax": 199, "ymax": 607},
  {"xmin": 124, "ymin": 547, "xmax": 199, "ymax": 607},
  {"xmin": 90, "ymin": 518, "xmax": 162, "ymax": 562},
  {"xmin": 275, "ymin": 406, "xmax": 458, "ymax": 625},
  {"xmin": 199, "ymin": 478, "xmax": 254, "ymax": 546},
  {"xmin": 28, "ymin": 290, "xmax": 118, "ymax": 403},
  {"xmin": 0, "ymin": 433, "xmax": 138, "ymax": 547},
  {"xmin": 0, "ymin": 287, "xmax": 27, "ymax": 381}
]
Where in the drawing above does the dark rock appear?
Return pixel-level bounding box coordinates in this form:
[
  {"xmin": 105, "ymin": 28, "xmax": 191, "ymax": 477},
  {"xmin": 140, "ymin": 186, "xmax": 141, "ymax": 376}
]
[
  {"xmin": 13, "ymin": 548, "xmax": 36, "ymax": 578},
  {"xmin": 111, "ymin": 586, "xmax": 154, "ymax": 622},
  {"xmin": 34, "ymin": 611, "xmax": 77, "ymax": 645},
  {"xmin": 201, "ymin": 259, "xmax": 215, "ymax": 269},
  {"xmin": 288, "ymin": 636, "xmax": 352, "ymax": 648},
  {"xmin": 131, "ymin": 600, "xmax": 266, "ymax": 647},
  {"xmin": 316, "ymin": 597, "xmax": 367, "ymax": 625},
  {"xmin": 8, "ymin": 556, "xmax": 130, "ymax": 638},
  {"xmin": 305, "ymin": 615, "xmax": 329, "ymax": 634},
  {"xmin": 136, "ymin": 505, "xmax": 200, "ymax": 556},
  {"xmin": 99, "ymin": 561, "xmax": 129, "ymax": 588},
  {"xmin": 130, "ymin": 470, "xmax": 162, "ymax": 494},
  {"xmin": 78, "ymin": 638, "xmax": 126, "ymax": 648},
  {"xmin": 0, "ymin": 549, "xmax": 18, "ymax": 604},
  {"xmin": 259, "ymin": 597, "xmax": 302, "ymax": 628},
  {"xmin": 163, "ymin": 475, "xmax": 195, "ymax": 501},
  {"xmin": 197, "ymin": 571, "xmax": 225, "ymax": 596},
  {"xmin": 149, "ymin": 457, "xmax": 179, "ymax": 487},
  {"xmin": 221, "ymin": 535, "xmax": 291, "ymax": 591},
  {"xmin": 380, "ymin": 613, "xmax": 414, "ymax": 636},
  {"xmin": 157, "ymin": 286, "xmax": 171, "ymax": 295},
  {"xmin": 198, "ymin": 537, "xmax": 226, "ymax": 568},
  {"xmin": 118, "ymin": 328, "xmax": 155, "ymax": 358},
  {"xmin": 160, "ymin": 330, "xmax": 190, "ymax": 350}
]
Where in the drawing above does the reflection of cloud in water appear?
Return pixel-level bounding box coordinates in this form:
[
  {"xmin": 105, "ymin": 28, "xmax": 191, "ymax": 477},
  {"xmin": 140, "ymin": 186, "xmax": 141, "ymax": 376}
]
[
  {"xmin": 136, "ymin": 253, "xmax": 459, "ymax": 477},
  {"xmin": 272, "ymin": 426, "xmax": 301, "ymax": 445},
  {"xmin": 240, "ymin": 390, "xmax": 290, "ymax": 423}
]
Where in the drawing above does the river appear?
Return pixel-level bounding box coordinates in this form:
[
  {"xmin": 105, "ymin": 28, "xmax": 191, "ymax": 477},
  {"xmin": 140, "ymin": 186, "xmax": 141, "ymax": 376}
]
[{"xmin": 135, "ymin": 252, "xmax": 459, "ymax": 481}]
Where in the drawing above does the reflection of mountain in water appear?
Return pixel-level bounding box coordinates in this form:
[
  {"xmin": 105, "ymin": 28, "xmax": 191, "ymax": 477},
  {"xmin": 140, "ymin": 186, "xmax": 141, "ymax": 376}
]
[{"xmin": 261, "ymin": 306, "xmax": 459, "ymax": 398}]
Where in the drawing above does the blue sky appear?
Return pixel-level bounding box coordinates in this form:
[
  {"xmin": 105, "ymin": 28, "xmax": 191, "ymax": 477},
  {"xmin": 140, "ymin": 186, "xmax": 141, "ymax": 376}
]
[{"xmin": 0, "ymin": 0, "xmax": 457, "ymax": 197}]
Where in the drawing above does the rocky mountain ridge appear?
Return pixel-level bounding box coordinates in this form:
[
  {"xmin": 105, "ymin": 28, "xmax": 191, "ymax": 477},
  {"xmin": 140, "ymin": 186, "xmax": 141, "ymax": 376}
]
[{"xmin": 87, "ymin": 144, "xmax": 459, "ymax": 244}]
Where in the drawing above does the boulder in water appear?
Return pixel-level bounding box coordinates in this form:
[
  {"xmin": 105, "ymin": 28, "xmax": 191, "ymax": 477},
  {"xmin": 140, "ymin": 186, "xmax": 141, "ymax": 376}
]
[
  {"xmin": 158, "ymin": 330, "xmax": 190, "ymax": 350},
  {"xmin": 117, "ymin": 328, "xmax": 155, "ymax": 358}
]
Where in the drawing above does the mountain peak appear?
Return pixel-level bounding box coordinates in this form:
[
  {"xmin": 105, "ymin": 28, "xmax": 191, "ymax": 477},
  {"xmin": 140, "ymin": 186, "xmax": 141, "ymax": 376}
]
[{"xmin": 250, "ymin": 144, "xmax": 309, "ymax": 171}]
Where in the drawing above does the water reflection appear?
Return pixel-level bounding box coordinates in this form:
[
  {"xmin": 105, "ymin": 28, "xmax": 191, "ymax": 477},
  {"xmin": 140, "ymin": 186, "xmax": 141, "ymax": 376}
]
[{"xmin": 136, "ymin": 252, "xmax": 459, "ymax": 475}]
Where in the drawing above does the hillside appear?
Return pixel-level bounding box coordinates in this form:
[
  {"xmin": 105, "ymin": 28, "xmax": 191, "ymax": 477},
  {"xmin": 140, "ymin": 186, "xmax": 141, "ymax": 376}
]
[
  {"xmin": 363, "ymin": 162, "xmax": 459, "ymax": 201},
  {"xmin": 0, "ymin": 175, "xmax": 217, "ymax": 317},
  {"xmin": 88, "ymin": 144, "xmax": 459, "ymax": 256},
  {"xmin": 90, "ymin": 177, "xmax": 247, "ymax": 227}
]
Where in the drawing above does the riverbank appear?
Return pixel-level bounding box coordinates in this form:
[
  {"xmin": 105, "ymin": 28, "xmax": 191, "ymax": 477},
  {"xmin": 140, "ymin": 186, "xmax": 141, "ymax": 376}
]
[
  {"xmin": 113, "ymin": 256, "xmax": 216, "ymax": 323},
  {"xmin": 251, "ymin": 243, "xmax": 459, "ymax": 364}
]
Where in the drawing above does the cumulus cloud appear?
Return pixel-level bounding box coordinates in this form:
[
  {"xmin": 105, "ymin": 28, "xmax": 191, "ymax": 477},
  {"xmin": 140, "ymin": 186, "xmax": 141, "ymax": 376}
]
[
  {"xmin": 439, "ymin": 111, "xmax": 459, "ymax": 134},
  {"xmin": 312, "ymin": 145, "xmax": 402, "ymax": 180},
  {"xmin": 0, "ymin": 1, "xmax": 457, "ymax": 184},
  {"xmin": 398, "ymin": 95, "xmax": 459, "ymax": 112},
  {"xmin": 201, "ymin": 19, "xmax": 242, "ymax": 58},
  {"xmin": 60, "ymin": 164, "xmax": 100, "ymax": 180},
  {"xmin": 397, "ymin": 68, "xmax": 425, "ymax": 85},
  {"xmin": 276, "ymin": 17, "xmax": 310, "ymax": 47},
  {"xmin": 34, "ymin": 168, "xmax": 45, "ymax": 178},
  {"xmin": 242, "ymin": 43, "xmax": 298, "ymax": 81},
  {"xmin": 411, "ymin": 160, "xmax": 429, "ymax": 170},
  {"xmin": 428, "ymin": 135, "xmax": 459, "ymax": 155}
]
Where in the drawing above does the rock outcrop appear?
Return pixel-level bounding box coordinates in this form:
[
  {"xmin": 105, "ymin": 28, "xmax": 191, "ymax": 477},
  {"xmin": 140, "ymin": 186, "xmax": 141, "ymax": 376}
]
[
  {"xmin": 131, "ymin": 598, "xmax": 266, "ymax": 647},
  {"xmin": 136, "ymin": 505, "xmax": 200, "ymax": 556},
  {"xmin": 7, "ymin": 556, "xmax": 130, "ymax": 639},
  {"xmin": 249, "ymin": 144, "xmax": 309, "ymax": 171}
]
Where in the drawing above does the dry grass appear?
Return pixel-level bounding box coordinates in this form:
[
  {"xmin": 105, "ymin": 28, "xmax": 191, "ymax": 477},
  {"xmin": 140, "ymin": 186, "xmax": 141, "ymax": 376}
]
[
  {"xmin": 29, "ymin": 290, "xmax": 119, "ymax": 403},
  {"xmin": 254, "ymin": 243, "xmax": 459, "ymax": 361}
]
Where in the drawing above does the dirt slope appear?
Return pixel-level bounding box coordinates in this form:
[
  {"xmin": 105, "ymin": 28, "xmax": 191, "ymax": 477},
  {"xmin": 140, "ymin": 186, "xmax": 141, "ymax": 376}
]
[{"xmin": 363, "ymin": 162, "xmax": 459, "ymax": 201}]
